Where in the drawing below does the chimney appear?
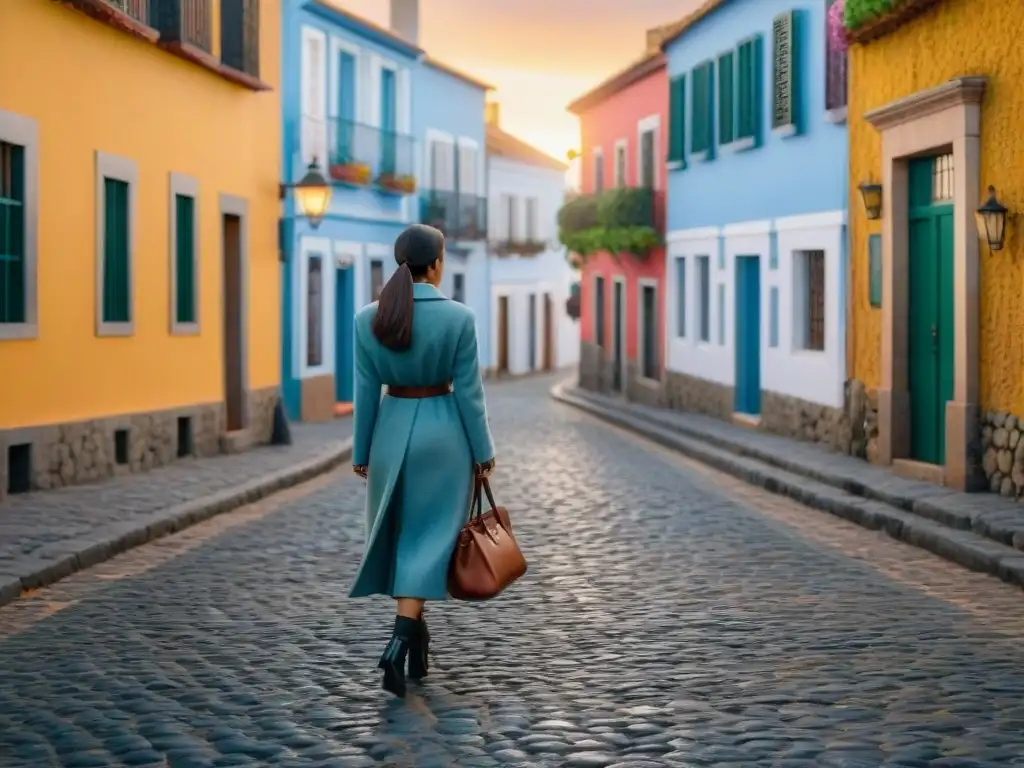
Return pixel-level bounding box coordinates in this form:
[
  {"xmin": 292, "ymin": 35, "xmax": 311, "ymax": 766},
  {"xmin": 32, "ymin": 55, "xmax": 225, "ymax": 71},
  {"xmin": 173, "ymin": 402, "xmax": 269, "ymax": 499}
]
[
  {"xmin": 390, "ymin": 0, "xmax": 420, "ymax": 46},
  {"xmin": 485, "ymin": 102, "xmax": 500, "ymax": 128},
  {"xmin": 645, "ymin": 26, "xmax": 665, "ymax": 52}
]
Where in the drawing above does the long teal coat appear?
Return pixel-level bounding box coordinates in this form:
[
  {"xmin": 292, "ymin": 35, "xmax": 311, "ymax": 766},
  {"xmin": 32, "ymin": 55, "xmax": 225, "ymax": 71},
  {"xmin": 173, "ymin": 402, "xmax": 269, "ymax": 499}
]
[{"xmin": 348, "ymin": 282, "xmax": 496, "ymax": 600}]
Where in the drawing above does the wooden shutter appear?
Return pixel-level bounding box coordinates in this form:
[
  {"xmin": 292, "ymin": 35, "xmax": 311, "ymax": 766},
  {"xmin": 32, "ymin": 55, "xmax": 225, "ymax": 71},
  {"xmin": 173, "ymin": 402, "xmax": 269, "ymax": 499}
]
[
  {"xmin": 717, "ymin": 52, "xmax": 734, "ymax": 145},
  {"xmin": 691, "ymin": 64, "xmax": 709, "ymax": 155},
  {"xmin": 103, "ymin": 178, "xmax": 131, "ymax": 324},
  {"xmin": 736, "ymin": 35, "xmax": 763, "ymax": 145},
  {"xmin": 0, "ymin": 141, "xmax": 25, "ymax": 324},
  {"xmin": 668, "ymin": 75, "xmax": 687, "ymax": 167},
  {"xmin": 174, "ymin": 193, "xmax": 196, "ymax": 324},
  {"xmin": 771, "ymin": 10, "xmax": 800, "ymax": 135}
]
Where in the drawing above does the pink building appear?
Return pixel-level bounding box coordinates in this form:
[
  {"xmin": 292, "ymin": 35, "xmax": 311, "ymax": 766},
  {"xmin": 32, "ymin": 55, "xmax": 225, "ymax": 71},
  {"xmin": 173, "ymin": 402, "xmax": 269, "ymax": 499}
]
[{"xmin": 567, "ymin": 38, "xmax": 668, "ymax": 405}]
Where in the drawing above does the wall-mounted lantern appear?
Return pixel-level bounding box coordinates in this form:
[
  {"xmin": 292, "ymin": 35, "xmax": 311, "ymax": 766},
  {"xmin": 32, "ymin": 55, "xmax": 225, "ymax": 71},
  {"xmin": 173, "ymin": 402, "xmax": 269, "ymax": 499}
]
[
  {"xmin": 567, "ymin": 149, "xmax": 581, "ymax": 162},
  {"xmin": 976, "ymin": 185, "xmax": 1009, "ymax": 252},
  {"xmin": 280, "ymin": 158, "xmax": 332, "ymax": 229},
  {"xmin": 858, "ymin": 181, "xmax": 883, "ymax": 220}
]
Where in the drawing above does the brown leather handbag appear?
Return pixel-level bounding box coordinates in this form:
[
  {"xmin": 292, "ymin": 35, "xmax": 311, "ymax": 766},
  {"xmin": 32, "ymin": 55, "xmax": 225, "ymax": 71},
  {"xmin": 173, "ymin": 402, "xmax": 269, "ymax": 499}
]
[{"xmin": 448, "ymin": 477, "xmax": 527, "ymax": 600}]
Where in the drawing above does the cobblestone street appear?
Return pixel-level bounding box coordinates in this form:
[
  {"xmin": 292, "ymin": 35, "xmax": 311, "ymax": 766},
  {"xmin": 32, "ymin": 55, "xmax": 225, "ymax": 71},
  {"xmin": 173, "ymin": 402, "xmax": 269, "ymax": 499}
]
[{"xmin": 3, "ymin": 374, "xmax": 1024, "ymax": 767}]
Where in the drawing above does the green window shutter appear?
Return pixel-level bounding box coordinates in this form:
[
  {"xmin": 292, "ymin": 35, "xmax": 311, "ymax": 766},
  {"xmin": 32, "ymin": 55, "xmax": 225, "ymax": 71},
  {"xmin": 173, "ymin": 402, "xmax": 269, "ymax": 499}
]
[
  {"xmin": 772, "ymin": 10, "xmax": 801, "ymax": 135},
  {"xmin": 174, "ymin": 194, "xmax": 196, "ymax": 324},
  {"xmin": 736, "ymin": 34, "xmax": 763, "ymax": 145},
  {"xmin": 668, "ymin": 75, "xmax": 687, "ymax": 167},
  {"xmin": 691, "ymin": 63, "xmax": 714, "ymax": 156},
  {"xmin": 103, "ymin": 178, "xmax": 131, "ymax": 324},
  {"xmin": 718, "ymin": 52, "xmax": 734, "ymax": 145},
  {"xmin": 0, "ymin": 142, "xmax": 26, "ymax": 324}
]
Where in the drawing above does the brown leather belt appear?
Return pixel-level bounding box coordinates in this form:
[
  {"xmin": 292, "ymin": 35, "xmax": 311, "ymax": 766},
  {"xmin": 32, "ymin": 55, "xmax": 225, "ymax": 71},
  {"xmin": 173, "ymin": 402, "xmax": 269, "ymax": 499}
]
[{"xmin": 386, "ymin": 382, "xmax": 453, "ymax": 399}]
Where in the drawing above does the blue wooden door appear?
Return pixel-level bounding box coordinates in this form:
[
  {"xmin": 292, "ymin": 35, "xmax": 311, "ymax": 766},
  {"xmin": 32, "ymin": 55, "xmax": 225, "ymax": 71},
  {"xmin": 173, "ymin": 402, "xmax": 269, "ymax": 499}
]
[
  {"xmin": 335, "ymin": 266, "xmax": 355, "ymax": 402},
  {"xmin": 734, "ymin": 256, "xmax": 761, "ymax": 415},
  {"xmin": 379, "ymin": 69, "xmax": 397, "ymax": 175},
  {"xmin": 337, "ymin": 51, "xmax": 357, "ymax": 163}
]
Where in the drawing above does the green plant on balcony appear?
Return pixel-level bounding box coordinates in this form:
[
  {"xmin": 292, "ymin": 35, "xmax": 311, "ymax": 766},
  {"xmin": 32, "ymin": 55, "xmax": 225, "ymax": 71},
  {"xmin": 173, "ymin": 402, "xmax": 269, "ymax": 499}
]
[
  {"xmin": 557, "ymin": 187, "xmax": 660, "ymax": 261},
  {"xmin": 843, "ymin": 0, "xmax": 941, "ymax": 43}
]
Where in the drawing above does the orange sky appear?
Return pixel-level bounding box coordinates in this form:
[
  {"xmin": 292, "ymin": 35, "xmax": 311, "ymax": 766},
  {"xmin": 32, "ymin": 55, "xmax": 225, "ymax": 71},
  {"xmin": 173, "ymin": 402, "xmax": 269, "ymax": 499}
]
[{"xmin": 331, "ymin": 0, "xmax": 701, "ymax": 173}]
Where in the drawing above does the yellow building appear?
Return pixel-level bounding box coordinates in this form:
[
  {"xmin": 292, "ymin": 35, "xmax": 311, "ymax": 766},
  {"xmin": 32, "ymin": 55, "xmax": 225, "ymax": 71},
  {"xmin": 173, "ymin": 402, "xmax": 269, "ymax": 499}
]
[
  {"xmin": 0, "ymin": 0, "xmax": 281, "ymax": 499},
  {"xmin": 847, "ymin": 0, "xmax": 1023, "ymax": 493}
]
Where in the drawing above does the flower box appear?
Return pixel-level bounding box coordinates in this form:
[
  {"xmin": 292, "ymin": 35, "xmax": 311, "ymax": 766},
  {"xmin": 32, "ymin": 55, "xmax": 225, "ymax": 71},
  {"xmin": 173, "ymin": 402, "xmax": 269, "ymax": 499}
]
[
  {"xmin": 376, "ymin": 173, "xmax": 417, "ymax": 196},
  {"xmin": 329, "ymin": 161, "xmax": 371, "ymax": 187},
  {"xmin": 844, "ymin": 0, "xmax": 941, "ymax": 44}
]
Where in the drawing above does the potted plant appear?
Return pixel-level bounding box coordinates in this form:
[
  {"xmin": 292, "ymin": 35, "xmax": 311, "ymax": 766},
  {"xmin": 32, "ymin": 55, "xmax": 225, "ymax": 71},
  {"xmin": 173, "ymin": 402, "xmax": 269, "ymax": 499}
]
[
  {"xmin": 329, "ymin": 160, "xmax": 371, "ymax": 187},
  {"xmin": 376, "ymin": 173, "xmax": 417, "ymax": 195}
]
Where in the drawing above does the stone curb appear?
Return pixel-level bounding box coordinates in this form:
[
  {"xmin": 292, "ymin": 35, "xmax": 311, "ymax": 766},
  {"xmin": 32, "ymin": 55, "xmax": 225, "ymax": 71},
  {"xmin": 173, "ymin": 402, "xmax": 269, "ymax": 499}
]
[
  {"xmin": 0, "ymin": 439, "xmax": 353, "ymax": 608},
  {"xmin": 563, "ymin": 383, "xmax": 1024, "ymax": 553},
  {"xmin": 552, "ymin": 383, "xmax": 1024, "ymax": 590}
]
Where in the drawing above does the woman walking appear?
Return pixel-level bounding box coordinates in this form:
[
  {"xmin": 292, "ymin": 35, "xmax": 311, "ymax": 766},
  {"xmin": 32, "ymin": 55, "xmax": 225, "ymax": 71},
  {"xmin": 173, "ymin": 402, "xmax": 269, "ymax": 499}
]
[{"xmin": 349, "ymin": 224, "xmax": 496, "ymax": 698}]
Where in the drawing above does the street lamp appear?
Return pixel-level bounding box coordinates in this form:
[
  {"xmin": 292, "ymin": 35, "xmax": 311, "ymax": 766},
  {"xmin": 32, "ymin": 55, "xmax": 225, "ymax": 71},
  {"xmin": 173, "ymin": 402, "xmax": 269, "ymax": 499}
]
[
  {"xmin": 859, "ymin": 181, "xmax": 883, "ymax": 220},
  {"xmin": 976, "ymin": 185, "xmax": 1009, "ymax": 252},
  {"xmin": 280, "ymin": 158, "xmax": 332, "ymax": 229}
]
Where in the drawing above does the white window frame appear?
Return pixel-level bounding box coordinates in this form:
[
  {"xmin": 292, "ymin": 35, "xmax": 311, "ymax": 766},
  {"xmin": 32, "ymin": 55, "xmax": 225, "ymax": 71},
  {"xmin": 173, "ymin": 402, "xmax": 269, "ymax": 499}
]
[
  {"xmin": 328, "ymin": 36, "xmax": 363, "ymax": 123},
  {"xmin": 637, "ymin": 114, "xmax": 661, "ymax": 190},
  {"xmin": 297, "ymin": 236, "xmax": 333, "ymax": 378},
  {"xmin": 0, "ymin": 108, "xmax": 38, "ymax": 340},
  {"xmin": 613, "ymin": 138, "xmax": 628, "ymax": 187},
  {"xmin": 592, "ymin": 146, "xmax": 604, "ymax": 193},
  {"xmin": 456, "ymin": 136, "xmax": 482, "ymax": 196},
  {"xmin": 425, "ymin": 128, "xmax": 456, "ymax": 192},
  {"xmin": 95, "ymin": 151, "xmax": 138, "ymax": 338},
  {"xmin": 695, "ymin": 254, "xmax": 711, "ymax": 344},
  {"xmin": 792, "ymin": 248, "xmax": 828, "ymax": 353},
  {"xmin": 168, "ymin": 172, "xmax": 200, "ymax": 336},
  {"xmin": 300, "ymin": 25, "xmax": 328, "ymax": 167},
  {"xmin": 636, "ymin": 277, "xmax": 659, "ymax": 382}
]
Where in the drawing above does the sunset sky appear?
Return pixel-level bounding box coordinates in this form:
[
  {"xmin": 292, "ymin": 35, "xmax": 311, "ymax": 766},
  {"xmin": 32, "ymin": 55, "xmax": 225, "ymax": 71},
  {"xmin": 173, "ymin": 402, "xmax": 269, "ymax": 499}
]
[{"xmin": 332, "ymin": 0, "xmax": 702, "ymax": 177}]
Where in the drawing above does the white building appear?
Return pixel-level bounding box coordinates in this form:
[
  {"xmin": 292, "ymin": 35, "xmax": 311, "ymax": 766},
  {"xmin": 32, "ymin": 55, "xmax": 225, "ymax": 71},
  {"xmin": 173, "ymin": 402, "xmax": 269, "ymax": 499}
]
[{"xmin": 485, "ymin": 105, "xmax": 579, "ymax": 376}]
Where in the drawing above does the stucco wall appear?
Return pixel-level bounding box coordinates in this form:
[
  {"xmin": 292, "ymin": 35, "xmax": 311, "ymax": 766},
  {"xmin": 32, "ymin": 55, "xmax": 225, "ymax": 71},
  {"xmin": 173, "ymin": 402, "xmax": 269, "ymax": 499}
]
[
  {"xmin": 0, "ymin": 0, "xmax": 281, "ymax": 430},
  {"xmin": 848, "ymin": 0, "xmax": 1024, "ymax": 413}
]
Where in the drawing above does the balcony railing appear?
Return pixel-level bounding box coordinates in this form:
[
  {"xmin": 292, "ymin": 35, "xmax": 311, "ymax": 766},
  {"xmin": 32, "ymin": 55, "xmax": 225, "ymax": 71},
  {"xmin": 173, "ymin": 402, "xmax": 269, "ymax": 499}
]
[
  {"xmin": 420, "ymin": 191, "xmax": 487, "ymax": 242},
  {"xmin": 103, "ymin": 0, "xmax": 149, "ymax": 23},
  {"xmin": 304, "ymin": 117, "xmax": 417, "ymax": 195},
  {"xmin": 152, "ymin": 0, "xmax": 212, "ymax": 51},
  {"xmin": 221, "ymin": 0, "xmax": 259, "ymax": 77}
]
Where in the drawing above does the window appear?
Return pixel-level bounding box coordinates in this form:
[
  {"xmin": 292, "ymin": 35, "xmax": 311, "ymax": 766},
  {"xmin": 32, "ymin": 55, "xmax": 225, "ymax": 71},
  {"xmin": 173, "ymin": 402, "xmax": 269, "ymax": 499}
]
[
  {"xmin": 96, "ymin": 152, "xmax": 137, "ymax": 336},
  {"xmin": 220, "ymin": 0, "xmax": 260, "ymax": 78},
  {"xmin": 370, "ymin": 259, "xmax": 384, "ymax": 301},
  {"xmin": 428, "ymin": 139, "xmax": 455, "ymax": 191},
  {"xmin": 594, "ymin": 275, "xmax": 606, "ymax": 347},
  {"xmin": 173, "ymin": 192, "xmax": 197, "ymax": 327},
  {"xmin": 641, "ymin": 284, "xmax": 658, "ymax": 380},
  {"xmin": 452, "ymin": 273, "xmax": 465, "ymax": 303},
  {"xmin": 614, "ymin": 141, "xmax": 627, "ymax": 186},
  {"xmin": 153, "ymin": 0, "xmax": 213, "ymax": 51},
  {"xmin": 301, "ymin": 29, "xmax": 326, "ymax": 164},
  {"xmin": 0, "ymin": 140, "xmax": 26, "ymax": 327},
  {"xmin": 932, "ymin": 152, "xmax": 954, "ymax": 201},
  {"xmin": 717, "ymin": 283, "xmax": 726, "ymax": 345},
  {"xmin": 768, "ymin": 286, "xmax": 779, "ymax": 347},
  {"xmin": 771, "ymin": 10, "xmax": 801, "ymax": 135},
  {"xmin": 717, "ymin": 51, "xmax": 735, "ymax": 144},
  {"xmin": 593, "ymin": 149, "xmax": 604, "ymax": 193},
  {"xmin": 639, "ymin": 128, "xmax": 655, "ymax": 188},
  {"xmin": 525, "ymin": 197, "xmax": 538, "ymax": 242},
  {"xmin": 505, "ymin": 194, "xmax": 519, "ymax": 241},
  {"xmin": 691, "ymin": 61, "xmax": 714, "ymax": 157},
  {"xmin": 306, "ymin": 254, "xmax": 323, "ymax": 367},
  {"xmin": 825, "ymin": 0, "xmax": 848, "ymax": 114},
  {"xmin": 457, "ymin": 141, "xmax": 478, "ymax": 195},
  {"xmin": 796, "ymin": 249, "xmax": 825, "ymax": 351},
  {"xmin": 736, "ymin": 35, "xmax": 763, "ymax": 146},
  {"xmin": 675, "ymin": 257, "xmax": 686, "ymax": 337},
  {"xmin": 696, "ymin": 256, "xmax": 710, "ymax": 342},
  {"xmin": 667, "ymin": 75, "xmax": 686, "ymax": 168}
]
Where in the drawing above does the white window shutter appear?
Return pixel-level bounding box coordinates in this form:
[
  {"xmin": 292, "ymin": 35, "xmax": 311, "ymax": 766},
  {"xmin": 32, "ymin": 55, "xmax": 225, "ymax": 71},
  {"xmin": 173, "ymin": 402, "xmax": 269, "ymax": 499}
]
[
  {"xmin": 301, "ymin": 31, "xmax": 327, "ymax": 165},
  {"xmin": 458, "ymin": 144, "xmax": 477, "ymax": 195}
]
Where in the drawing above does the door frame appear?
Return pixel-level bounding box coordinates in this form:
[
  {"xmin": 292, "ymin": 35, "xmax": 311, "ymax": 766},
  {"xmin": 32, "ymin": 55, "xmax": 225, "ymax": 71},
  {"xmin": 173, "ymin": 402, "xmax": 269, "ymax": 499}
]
[
  {"xmin": 733, "ymin": 255, "xmax": 762, "ymax": 417},
  {"xmin": 636, "ymin": 277, "xmax": 659, "ymax": 382},
  {"xmin": 334, "ymin": 260, "xmax": 356, "ymax": 403},
  {"xmin": 611, "ymin": 275, "xmax": 627, "ymax": 391},
  {"xmin": 591, "ymin": 272, "xmax": 607, "ymax": 349},
  {"xmin": 219, "ymin": 193, "xmax": 250, "ymax": 431},
  {"xmin": 865, "ymin": 77, "xmax": 985, "ymax": 489}
]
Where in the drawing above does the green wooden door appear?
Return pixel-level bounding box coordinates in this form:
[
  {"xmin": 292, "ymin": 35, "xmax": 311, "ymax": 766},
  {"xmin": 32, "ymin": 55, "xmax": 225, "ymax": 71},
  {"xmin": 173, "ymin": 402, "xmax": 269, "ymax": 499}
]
[{"xmin": 907, "ymin": 156, "xmax": 955, "ymax": 465}]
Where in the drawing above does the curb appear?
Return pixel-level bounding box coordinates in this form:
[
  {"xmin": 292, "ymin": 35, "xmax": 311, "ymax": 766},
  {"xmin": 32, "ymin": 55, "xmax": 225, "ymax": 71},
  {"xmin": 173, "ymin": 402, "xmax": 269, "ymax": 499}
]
[
  {"xmin": 552, "ymin": 382, "xmax": 1024, "ymax": 590},
  {"xmin": 0, "ymin": 439, "xmax": 353, "ymax": 608}
]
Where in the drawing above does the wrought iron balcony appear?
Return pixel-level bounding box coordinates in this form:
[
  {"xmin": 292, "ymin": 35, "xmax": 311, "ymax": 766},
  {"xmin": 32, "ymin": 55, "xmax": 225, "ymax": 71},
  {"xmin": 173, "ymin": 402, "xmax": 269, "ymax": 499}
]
[
  {"xmin": 103, "ymin": 0, "xmax": 148, "ymax": 23},
  {"xmin": 152, "ymin": 0, "xmax": 213, "ymax": 51},
  {"xmin": 303, "ymin": 117, "xmax": 417, "ymax": 195},
  {"xmin": 420, "ymin": 191, "xmax": 487, "ymax": 242}
]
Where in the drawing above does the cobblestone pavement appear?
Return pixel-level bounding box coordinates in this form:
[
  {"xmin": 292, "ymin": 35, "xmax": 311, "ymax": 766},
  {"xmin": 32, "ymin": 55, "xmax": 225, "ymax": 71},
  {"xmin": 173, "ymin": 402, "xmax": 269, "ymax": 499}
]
[
  {"xmin": 3, "ymin": 374, "xmax": 1024, "ymax": 767},
  {"xmin": 0, "ymin": 420, "xmax": 352, "ymax": 602}
]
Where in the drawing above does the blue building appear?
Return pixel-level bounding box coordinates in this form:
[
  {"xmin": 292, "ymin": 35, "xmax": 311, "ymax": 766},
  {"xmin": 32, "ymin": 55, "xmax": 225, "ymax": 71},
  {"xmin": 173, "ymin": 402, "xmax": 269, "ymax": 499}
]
[
  {"xmin": 660, "ymin": 0, "xmax": 850, "ymax": 450},
  {"xmin": 280, "ymin": 0, "xmax": 490, "ymax": 421}
]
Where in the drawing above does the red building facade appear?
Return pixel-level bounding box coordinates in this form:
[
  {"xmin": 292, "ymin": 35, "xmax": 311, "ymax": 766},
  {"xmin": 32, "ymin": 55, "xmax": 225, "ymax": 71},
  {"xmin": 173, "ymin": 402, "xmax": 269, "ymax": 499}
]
[{"xmin": 567, "ymin": 45, "xmax": 668, "ymax": 405}]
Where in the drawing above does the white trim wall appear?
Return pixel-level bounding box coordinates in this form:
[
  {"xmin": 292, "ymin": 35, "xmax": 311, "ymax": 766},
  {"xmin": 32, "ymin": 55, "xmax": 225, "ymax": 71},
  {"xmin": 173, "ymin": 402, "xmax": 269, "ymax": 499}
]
[{"xmin": 296, "ymin": 235, "xmax": 335, "ymax": 379}]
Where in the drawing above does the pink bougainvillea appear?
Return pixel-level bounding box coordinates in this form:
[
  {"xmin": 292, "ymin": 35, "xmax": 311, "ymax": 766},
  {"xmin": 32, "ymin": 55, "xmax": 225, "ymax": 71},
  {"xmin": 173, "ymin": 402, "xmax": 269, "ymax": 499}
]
[{"xmin": 828, "ymin": 0, "xmax": 848, "ymax": 52}]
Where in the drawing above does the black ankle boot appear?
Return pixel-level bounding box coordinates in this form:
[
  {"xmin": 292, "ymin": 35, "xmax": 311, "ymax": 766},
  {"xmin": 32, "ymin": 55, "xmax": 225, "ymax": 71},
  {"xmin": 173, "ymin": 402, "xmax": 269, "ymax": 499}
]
[
  {"xmin": 378, "ymin": 616, "xmax": 418, "ymax": 698},
  {"xmin": 408, "ymin": 617, "xmax": 429, "ymax": 681}
]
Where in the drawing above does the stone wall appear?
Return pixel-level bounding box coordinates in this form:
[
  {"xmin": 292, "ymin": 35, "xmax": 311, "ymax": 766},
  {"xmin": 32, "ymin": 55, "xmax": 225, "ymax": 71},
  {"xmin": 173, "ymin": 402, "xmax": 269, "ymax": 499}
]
[
  {"xmin": 625, "ymin": 361, "xmax": 664, "ymax": 408},
  {"xmin": 578, "ymin": 341, "xmax": 617, "ymax": 394},
  {"xmin": 981, "ymin": 411, "xmax": 1024, "ymax": 497},
  {"xmin": 663, "ymin": 371, "xmax": 733, "ymax": 420},
  {"xmin": 759, "ymin": 380, "xmax": 878, "ymax": 459},
  {"xmin": 0, "ymin": 386, "xmax": 285, "ymax": 502}
]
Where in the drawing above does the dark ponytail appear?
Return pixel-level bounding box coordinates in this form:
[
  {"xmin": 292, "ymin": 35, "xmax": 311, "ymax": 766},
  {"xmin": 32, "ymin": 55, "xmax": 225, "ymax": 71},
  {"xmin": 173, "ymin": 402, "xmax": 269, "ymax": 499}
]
[
  {"xmin": 373, "ymin": 262, "xmax": 415, "ymax": 350},
  {"xmin": 372, "ymin": 224, "xmax": 445, "ymax": 351}
]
